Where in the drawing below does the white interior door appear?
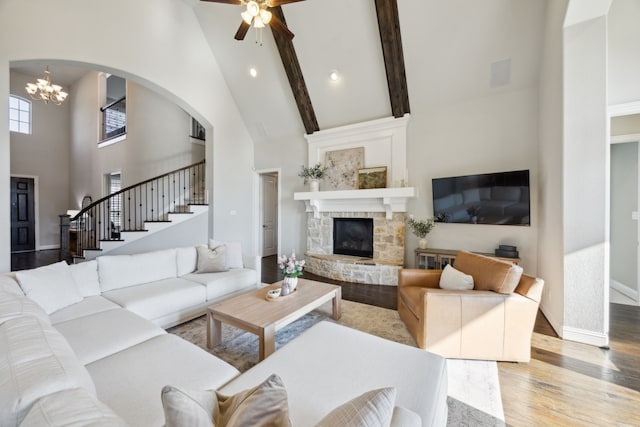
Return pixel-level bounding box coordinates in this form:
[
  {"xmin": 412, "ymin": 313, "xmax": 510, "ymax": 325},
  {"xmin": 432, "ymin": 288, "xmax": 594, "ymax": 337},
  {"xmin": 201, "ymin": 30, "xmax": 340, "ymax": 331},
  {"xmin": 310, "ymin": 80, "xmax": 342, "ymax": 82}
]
[{"xmin": 261, "ymin": 173, "xmax": 278, "ymax": 256}]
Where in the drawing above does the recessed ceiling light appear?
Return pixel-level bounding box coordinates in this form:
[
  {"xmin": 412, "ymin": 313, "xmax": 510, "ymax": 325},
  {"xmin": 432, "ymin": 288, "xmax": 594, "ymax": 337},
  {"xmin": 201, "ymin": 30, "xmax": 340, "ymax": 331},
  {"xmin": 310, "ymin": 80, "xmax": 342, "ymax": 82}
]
[
  {"xmin": 329, "ymin": 70, "xmax": 340, "ymax": 82},
  {"xmin": 249, "ymin": 67, "xmax": 258, "ymax": 78}
]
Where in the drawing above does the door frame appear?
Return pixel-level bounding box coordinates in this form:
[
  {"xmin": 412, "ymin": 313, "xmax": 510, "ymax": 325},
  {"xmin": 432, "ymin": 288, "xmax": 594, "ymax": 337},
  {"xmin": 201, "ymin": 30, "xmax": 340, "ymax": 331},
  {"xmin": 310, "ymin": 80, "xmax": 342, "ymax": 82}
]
[
  {"xmin": 609, "ymin": 134, "xmax": 640, "ymax": 302},
  {"xmin": 253, "ymin": 168, "xmax": 281, "ymax": 258},
  {"xmin": 10, "ymin": 174, "xmax": 40, "ymax": 251}
]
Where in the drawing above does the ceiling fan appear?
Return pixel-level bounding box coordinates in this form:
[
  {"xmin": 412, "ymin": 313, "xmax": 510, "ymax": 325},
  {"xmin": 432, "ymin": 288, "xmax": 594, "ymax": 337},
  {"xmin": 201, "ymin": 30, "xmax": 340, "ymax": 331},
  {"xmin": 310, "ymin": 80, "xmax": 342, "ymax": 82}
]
[{"xmin": 201, "ymin": 0, "xmax": 304, "ymax": 41}]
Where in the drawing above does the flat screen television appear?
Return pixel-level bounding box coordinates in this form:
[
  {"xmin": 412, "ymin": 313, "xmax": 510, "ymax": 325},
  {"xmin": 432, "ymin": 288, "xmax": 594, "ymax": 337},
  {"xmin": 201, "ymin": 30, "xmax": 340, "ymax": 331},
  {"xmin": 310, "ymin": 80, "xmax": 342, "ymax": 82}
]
[{"xmin": 432, "ymin": 170, "xmax": 530, "ymax": 226}]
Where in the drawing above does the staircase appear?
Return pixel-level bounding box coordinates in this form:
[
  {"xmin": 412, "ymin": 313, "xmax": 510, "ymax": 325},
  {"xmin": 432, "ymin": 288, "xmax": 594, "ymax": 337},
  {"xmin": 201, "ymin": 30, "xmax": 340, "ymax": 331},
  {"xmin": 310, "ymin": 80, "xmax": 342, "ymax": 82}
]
[{"xmin": 64, "ymin": 160, "xmax": 207, "ymax": 261}]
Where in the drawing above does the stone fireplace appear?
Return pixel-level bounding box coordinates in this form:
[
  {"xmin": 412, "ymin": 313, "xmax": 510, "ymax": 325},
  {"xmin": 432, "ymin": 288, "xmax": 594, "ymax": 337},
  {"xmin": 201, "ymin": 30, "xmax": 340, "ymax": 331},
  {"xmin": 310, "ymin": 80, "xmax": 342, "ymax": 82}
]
[{"xmin": 303, "ymin": 211, "xmax": 407, "ymax": 286}]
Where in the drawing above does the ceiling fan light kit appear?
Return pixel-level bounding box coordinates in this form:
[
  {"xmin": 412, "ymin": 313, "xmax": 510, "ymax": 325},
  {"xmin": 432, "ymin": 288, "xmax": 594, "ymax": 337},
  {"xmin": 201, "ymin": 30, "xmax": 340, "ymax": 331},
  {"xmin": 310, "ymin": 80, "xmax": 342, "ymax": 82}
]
[{"xmin": 201, "ymin": 0, "xmax": 302, "ymax": 43}]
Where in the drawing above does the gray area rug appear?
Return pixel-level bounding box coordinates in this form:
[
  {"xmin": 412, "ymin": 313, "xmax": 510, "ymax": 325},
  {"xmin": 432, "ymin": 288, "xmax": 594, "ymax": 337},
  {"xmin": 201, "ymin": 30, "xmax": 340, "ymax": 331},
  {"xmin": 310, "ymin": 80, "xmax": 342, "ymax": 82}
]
[{"xmin": 168, "ymin": 299, "xmax": 505, "ymax": 426}]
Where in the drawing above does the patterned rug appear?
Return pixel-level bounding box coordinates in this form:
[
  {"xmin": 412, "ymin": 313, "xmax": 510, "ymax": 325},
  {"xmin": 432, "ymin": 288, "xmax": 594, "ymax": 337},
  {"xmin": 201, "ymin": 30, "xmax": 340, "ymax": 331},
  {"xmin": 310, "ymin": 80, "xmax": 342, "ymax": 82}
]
[{"xmin": 168, "ymin": 299, "xmax": 505, "ymax": 426}]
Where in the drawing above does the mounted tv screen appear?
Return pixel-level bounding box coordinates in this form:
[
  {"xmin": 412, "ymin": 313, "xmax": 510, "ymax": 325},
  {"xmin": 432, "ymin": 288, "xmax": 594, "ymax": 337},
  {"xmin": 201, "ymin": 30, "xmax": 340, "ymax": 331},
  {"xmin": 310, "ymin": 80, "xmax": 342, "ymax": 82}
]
[{"xmin": 432, "ymin": 170, "xmax": 530, "ymax": 226}]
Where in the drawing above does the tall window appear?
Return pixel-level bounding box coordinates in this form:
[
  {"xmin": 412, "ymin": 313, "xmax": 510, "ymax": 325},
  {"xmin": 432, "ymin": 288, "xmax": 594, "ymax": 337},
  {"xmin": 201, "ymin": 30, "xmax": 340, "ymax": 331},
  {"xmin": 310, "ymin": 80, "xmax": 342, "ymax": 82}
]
[
  {"xmin": 101, "ymin": 75, "xmax": 126, "ymax": 142},
  {"xmin": 190, "ymin": 117, "xmax": 205, "ymax": 141},
  {"xmin": 107, "ymin": 172, "xmax": 122, "ymax": 236},
  {"xmin": 9, "ymin": 95, "xmax": 31, "ymax": 134}
]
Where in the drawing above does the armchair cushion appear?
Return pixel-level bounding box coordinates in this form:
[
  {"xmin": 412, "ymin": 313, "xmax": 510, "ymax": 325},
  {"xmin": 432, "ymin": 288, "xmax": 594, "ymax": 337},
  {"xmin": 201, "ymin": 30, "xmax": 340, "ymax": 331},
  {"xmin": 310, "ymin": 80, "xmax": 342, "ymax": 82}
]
[
  {"xmin": 453, "ymin": 250, "xmax": 523, "ymax": 294},
  {"xmin": 439, "ymin": 265, "xmax": 474, "ymax": 290}
]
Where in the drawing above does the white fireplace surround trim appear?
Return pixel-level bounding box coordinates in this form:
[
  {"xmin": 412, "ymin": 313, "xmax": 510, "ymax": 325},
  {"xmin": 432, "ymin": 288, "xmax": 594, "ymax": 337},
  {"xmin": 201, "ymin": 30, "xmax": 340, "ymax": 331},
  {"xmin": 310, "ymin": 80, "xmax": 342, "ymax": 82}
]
[{"xmin": 294, "ymin": 187, "xmax": 416, "ymax": 219}]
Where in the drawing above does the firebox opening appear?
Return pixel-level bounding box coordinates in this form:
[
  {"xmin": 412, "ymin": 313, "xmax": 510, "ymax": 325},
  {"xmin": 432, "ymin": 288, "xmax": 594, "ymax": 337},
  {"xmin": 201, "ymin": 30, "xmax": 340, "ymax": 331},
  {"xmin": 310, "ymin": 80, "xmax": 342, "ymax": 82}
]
[{"xmin": 333, "ymin": 218, "xmax": 374, "ymax": 258}]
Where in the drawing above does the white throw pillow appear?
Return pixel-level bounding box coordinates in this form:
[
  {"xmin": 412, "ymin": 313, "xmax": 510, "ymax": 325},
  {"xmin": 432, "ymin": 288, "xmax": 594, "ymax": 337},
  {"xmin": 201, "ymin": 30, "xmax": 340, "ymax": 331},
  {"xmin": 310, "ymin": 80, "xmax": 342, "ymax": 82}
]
[
  {"xmin": 69, "ymin": 260, "xmax": 101, "ymax": 297},
  {"xmin": 196, "ymin": 245, "xmax": 228, "ymax": 273},
  {"xmin": 209, "ymin": 239, "xmax": 244, "ymax": 269},
  {"xmin": 315, "ymin": 388, "xmax": 397, "ymax": 427},
  {"xmin": 439, "ymin": 264, "xmax": 474, "ymax": 291},
  {"xmin": 16, "ymin": 261, "xmax": 83, "ymax": 314}
]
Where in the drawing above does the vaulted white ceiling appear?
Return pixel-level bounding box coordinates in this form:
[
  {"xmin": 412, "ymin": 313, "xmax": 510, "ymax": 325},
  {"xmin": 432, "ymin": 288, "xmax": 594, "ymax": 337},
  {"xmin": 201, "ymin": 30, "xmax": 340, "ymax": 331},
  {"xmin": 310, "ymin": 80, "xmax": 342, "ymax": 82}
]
[
  {"xmin": 193, "ymin": 0, "xmax": 548, "ymax": 144},
  {"xmin": 10, "ymin": 1, "xmax": 549, "ymax": 147}
]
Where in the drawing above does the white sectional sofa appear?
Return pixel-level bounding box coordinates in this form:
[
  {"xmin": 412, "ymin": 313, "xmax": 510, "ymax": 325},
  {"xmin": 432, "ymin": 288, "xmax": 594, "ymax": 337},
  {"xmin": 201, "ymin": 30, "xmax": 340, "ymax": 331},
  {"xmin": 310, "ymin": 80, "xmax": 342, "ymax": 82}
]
[{"xmin": 0, "ymin": 246, "xmax": 448, "ymax": 427}]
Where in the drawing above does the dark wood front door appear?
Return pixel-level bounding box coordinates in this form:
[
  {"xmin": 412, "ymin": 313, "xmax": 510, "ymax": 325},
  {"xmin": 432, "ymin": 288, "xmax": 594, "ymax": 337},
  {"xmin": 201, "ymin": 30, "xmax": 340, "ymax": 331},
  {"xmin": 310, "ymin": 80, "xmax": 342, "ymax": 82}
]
[{"xmin": 10, "ymin": 177, "xmax": 35, "ymax": 252}]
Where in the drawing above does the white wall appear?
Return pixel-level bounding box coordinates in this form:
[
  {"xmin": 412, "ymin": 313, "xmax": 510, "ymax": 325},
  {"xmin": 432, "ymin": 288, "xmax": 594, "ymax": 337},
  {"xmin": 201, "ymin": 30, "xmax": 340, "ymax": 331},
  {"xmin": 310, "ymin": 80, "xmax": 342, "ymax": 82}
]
[
  {"xmin": 562, "ymin": 15, "xmax": 609, "ymax": 346},
  {"xmin": 10, "ymin": 70, "xmax": 71, "ymax": 249},
  {"xmin": 0, "ymin": 0, "xmax": 256, "ymax": 272},
  {"xmin": 69, "ymin": 73, "xmax": 204, "ymax": 208},
  {"xmin": 404, "ymin": 87, "xmax": 540, "ymax": 273},
  {"xmin": 608, "ymin": 0, "xmax": 640, "ymax": 106},
  {"xmin": 537, "ymin": 0, "xmax": 567, "ymax": 335},
  {"xmin": 253, "ymin": 135, "xmax": 308, "ymax": 257}
]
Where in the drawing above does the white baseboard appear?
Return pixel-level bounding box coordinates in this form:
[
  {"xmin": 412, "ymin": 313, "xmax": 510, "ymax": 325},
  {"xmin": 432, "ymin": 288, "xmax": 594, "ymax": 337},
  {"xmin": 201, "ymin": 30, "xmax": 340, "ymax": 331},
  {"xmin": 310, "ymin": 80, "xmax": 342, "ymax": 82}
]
[
  {"xmin": 39, "ymin": 244, "xmax": 60, "ymax": 251},
  {"xmin": 562, "ymin": 326, "xmax": 609, "ymax": 347},
  {"xmin": 610, "ymin": 279, "xmax": 639, "ymax": 301}
]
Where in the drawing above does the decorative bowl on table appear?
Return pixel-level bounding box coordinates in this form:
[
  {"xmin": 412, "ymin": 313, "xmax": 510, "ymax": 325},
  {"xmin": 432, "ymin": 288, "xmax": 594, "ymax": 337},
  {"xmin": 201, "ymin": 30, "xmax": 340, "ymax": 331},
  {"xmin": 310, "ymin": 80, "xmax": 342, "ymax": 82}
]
[{"xmin": 266, "ymin": 288, "xmax": 281, "ymax": 300}]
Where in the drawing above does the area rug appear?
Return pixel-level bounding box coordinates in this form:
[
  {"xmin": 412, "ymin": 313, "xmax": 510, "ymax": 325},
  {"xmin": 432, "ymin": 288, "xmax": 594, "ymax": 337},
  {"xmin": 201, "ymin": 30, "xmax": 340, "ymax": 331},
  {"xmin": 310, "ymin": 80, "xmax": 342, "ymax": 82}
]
[{"xmin": 168, "ymin": 299, "xmax": 505, "ymax": 426}]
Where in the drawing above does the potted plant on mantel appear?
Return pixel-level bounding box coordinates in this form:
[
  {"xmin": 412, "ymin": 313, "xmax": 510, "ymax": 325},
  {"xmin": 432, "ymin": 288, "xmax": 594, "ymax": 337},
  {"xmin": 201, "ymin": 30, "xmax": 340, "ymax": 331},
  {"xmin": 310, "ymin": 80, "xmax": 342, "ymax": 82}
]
[
  {"xmin": 298, "ymin": 163, "xmax": 329, "ymax": 192},
  {"xmin": 407, "ymin": 216, "xmax": 435, "ymax": 249}
]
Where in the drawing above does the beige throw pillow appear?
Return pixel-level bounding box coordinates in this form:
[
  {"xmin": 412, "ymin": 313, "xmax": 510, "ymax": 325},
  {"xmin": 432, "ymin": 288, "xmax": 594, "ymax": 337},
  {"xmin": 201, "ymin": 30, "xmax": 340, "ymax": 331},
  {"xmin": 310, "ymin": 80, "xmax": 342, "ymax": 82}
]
[
  {"xmin": 161, "ymin": 374, "xmax": 291, "ymax": 427},
  {"xmin": 215, "ymin": 374, "xmax": 292, "ymax": 427},
  {"xmin": 315, "ymin": 387, "xmax": 397, "ymax": 427},
  {"xmin": 196, "ymin": 245, "xmax": 228, "ymax": 273},
  {"xmin": 439, "ymin": 264, "xmax": 474, "ymax": 290}
]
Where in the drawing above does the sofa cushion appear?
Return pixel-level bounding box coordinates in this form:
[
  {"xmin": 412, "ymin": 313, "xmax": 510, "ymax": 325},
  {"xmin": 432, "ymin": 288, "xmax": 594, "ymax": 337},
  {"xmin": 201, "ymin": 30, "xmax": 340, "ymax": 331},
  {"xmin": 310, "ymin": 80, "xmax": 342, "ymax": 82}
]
[
  {"xmin": 0, "ymin": 316, "xmax": 96, "ymax": 427},
  {"xmin": 176, "ymin": 246, "xmax": 198, "ymax": 277},
  {"xmin": 54, "ymin": 308, "xmax": 166, "ymax": 365},
  {"xmin": 98, "ymin": 249, "xmax": 177, "ymax": 292},
  {"xmin": 196, "ymin": 245, "xmax": 228, "ymax": 273},
  {"xmin": 439, "ymin": 264, "xmax": 474, "ymax": 291},
  {"xmin": 315, "ymin": 387, "xmax": 396, "ymax": 427},
  {"xmin": 69, "ymin": 260, "xmax": 101, "ymax": 297},
  {"xmin": 161, "ymin": 386, "xmax": 215, "ymax": 427},
  {"xmin": 219, "ymin": 322, "xmax": 448, "ymax": 426},
  {"xmin": 0, "ymin": 273, "xmax": 23, "ymax": 296},
  {"xmin": 183, "ymin": 269, "xmax": 257, "ymax": 301},
  {"xmin": 454, "ymin": 250, "xmax": 523, "ymax": 294},
  {"xmin": 49, "ymin": 296, "xmax": 120, "ymax": 325},
  {"xmin": 210, "ymin": 239, "xmax": 244, "ymax": 269},
  {"xmin": 15, "ymin": 261, "xmax": 83, "ymax": 314},
  {"xmin": 87, "ymin": 334, "xmax": 240, "ymax": 427},
  {"xmin": 0, "ymin": 289, "xmax": 50, "ymax": 326},
  {"xmin": 19, "ymin": 388, "xmax": 128, "ymax": 427},
  {"xmin": 101, "ymin": 278, "xmax": 206, "ymax": 322}
]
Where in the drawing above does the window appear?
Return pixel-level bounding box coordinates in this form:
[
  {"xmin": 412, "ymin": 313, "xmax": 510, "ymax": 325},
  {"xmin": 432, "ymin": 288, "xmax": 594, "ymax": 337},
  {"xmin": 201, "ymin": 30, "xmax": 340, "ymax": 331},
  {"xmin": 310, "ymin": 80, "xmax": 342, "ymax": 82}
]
[
  {"xmin": 100, "ymin": 75, "xmax": 126, "ymax": 143},
  {"xmin": 106, "ymin": 172, "xmax": 122, "ymax": 237},
  {"xmin": 190, "ymin": 117, "xmax": 205, "ymax": 141},
  {"xmin": 9, "ymin": 95, "xmax": 31, "ymax": 134}
]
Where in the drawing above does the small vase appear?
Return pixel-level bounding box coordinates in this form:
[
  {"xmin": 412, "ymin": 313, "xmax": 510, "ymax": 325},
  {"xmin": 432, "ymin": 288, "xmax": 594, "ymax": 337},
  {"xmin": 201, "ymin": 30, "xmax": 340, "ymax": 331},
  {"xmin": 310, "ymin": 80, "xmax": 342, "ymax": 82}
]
[
  {"xmin": 309, "ymin": 180, "xmax": 319, "ymax": 192},
  {"xmin": 418, "ymin": 238, "xmax": 428, "ymax": 249},
  {"xmin": 282, "ymin": 277, "xmax": 298, "ymax": 295}
]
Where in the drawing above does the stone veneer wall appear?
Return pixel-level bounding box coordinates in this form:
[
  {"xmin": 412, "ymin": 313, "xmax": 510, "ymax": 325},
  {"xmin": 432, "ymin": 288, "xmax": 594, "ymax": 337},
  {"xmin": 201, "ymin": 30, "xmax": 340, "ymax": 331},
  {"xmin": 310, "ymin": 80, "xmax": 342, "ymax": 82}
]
[
  {"xmin": 304, "ymin": 211, "xmax": 406, "ymax": 285},
  {"xmin": 306, "ymin": 211, "xmax": 406, "ymax": 263}
]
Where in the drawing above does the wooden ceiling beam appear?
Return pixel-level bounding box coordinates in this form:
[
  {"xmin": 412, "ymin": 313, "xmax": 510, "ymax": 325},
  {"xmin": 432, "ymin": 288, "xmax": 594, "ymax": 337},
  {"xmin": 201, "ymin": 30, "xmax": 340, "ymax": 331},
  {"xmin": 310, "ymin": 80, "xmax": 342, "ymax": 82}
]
[
  {"xmin": 271, "ymin": 6, "xmax": 319, "ymax": 134},
  {"xmin": 374, "ymin": 0, "xmax": 410, "ymax": 118}
]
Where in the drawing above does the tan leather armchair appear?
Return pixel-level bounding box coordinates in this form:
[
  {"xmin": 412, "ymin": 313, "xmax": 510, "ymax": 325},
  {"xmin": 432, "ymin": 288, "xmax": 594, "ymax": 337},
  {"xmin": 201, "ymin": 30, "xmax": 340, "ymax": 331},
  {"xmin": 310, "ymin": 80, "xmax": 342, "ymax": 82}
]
[{"xmin": 398, "ymin": 250, "xmax": 544, "ymax": 362}]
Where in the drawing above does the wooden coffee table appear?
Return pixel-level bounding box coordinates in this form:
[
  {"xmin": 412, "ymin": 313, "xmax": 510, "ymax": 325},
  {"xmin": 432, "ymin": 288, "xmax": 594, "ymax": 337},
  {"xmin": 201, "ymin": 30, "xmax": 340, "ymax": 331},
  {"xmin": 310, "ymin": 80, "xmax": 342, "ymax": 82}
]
[{"xmin": 206, "ymin": 278, "xmax": 341, "ymax": 360}]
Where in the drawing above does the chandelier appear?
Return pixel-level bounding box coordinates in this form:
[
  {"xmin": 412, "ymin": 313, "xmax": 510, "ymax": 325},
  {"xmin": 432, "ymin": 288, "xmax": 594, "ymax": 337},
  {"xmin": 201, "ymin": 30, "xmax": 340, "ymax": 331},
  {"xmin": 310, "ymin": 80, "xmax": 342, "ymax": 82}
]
[{"xmin": 25, "ymin": 67, "xmax": 68, "ymax": 105}]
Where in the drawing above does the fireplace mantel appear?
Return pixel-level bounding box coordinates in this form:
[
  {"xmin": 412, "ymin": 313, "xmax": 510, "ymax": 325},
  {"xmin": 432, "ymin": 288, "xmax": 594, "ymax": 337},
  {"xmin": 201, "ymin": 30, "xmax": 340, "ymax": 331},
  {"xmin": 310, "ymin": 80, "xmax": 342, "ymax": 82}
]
[{"xmin": 294, "ymin": 187, "xmax": 416, "ymax": 219}]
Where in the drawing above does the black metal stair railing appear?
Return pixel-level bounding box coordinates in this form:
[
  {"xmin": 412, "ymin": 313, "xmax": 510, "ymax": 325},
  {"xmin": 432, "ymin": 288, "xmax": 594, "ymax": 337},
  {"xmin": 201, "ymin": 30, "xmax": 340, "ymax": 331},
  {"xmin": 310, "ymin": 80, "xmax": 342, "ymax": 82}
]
[{"xmin": 67, "ymin": 160, "xmax": 206, "ymax": 257}]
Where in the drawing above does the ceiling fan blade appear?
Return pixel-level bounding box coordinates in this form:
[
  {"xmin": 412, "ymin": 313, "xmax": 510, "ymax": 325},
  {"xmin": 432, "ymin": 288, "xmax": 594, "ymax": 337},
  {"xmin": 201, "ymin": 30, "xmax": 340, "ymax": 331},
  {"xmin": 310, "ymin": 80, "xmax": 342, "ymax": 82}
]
[
  {"xmin": 269, "ymin": 0, "xmax": 305, "ymax": 6},
  {"xmin": 200, "ymin": 0, "xmax": 243, "ymax": 4},
  {"xmin": 234, "ymin": 20, "xmax": 251, "ymax": 40},
  {"xmin": 269, "ymin": 14, "xmax": 295, "ymax": 40}
]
